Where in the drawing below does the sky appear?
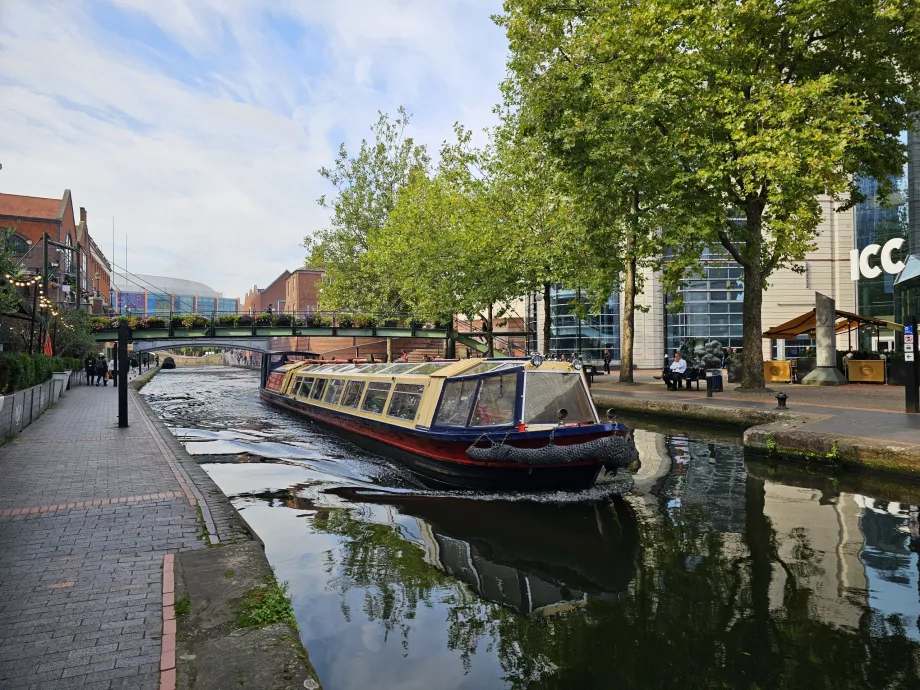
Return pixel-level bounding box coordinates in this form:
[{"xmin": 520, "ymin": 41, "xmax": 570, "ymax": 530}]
[{"xmin": 0, "ymin": 0, "xmax": 508, "ymax": 299}]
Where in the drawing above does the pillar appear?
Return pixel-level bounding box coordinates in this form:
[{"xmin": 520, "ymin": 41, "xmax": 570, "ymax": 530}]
[{"xmin": 801, "ymin": 292, "xmax": 848, "ymax": 385}]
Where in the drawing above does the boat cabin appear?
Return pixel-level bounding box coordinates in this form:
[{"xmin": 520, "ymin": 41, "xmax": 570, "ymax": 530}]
[{"xmin": 263, "ymin": 358, "xmax": 598, "ymax": 431}]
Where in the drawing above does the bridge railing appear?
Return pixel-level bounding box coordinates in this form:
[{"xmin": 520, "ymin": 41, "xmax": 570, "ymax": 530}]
[{"xmin": 90, "ymin": 310, "xmax": 535, "ymax": 342}]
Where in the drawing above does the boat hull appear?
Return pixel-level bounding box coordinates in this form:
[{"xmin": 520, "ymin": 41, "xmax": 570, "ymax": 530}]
[{"xmin": 260, "ymin": 389, "xmax": 610, "ymax": 491}]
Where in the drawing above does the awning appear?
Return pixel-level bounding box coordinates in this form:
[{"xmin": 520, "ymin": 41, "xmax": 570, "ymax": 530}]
[{"xmin": 762, "ymin": 309, "xmax": 891, "ymax": 339}]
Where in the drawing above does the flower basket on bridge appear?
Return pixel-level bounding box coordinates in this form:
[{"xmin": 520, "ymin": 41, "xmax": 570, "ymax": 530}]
[
  {"xmin": 336, "ymin": 328, "xmax": 375, "ymax": 337},
  {"xmin": 214, "ymin": 314, "xmax": 254, "ymax": 337},
  {"xmin": 129, "ymin": 316, "xmax": 169, "ymax": 338}
]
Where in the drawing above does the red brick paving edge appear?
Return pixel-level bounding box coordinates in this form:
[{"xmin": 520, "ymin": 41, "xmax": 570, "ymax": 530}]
[{"xmin": 160, "ymin": 553, "xmax": 177, "ymax": 690}]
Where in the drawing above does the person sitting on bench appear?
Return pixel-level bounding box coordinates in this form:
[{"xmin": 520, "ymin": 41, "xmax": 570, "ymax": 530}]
[{"xmin": 663, "ymin": 351, "xmax": 687, "ymax": 390}]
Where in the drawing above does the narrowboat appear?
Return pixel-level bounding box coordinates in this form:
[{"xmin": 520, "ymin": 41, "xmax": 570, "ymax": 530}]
[{"xmin": 259, "ymin": 352, "xmax": 637, "ymax": 491}]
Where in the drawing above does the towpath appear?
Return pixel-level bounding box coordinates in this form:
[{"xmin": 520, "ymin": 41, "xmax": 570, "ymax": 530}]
[{"xmin": 0, "ymin": 380, "xmax": 247, "ymax": 689}]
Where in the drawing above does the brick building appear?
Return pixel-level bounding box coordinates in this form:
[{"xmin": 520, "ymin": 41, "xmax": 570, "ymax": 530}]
[
  {"xmin": 0, "ymin": 189, "xmax": 112, "ymax": 312},
  {"xmin": 285, "ymin": 268, "xmax": 324, "ymax": 313},
  {"xmin": 242, "ymin": 270, "xmax": 289, "ymax": 314}
]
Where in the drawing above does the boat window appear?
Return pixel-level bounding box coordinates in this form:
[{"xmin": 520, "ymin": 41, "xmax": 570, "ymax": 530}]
[
  {"xmin": 296, "ymin": 377, "xmax": 314, "ymax": 398},
  {"xmin": 310, "ymin": 377, "xmax": 328, "ymax": 400},
  {"xmin": 386, "ymin": 383, "xmax": 425, "ymax": 421},
  {"xmin": 470, "ymin": 374, "xmax": 518, "ymax": 426},
  {"xmin": 462, "ymin": 362, "xmax": 507, "ymax": 376},
  {"xmin": 409, "ymin": 362, "xmax": 452, "ymax": 376},
  {"xmin": 324, "ymin": 379, "xmax": 346, "ymax": 405},
  {"xmin": 341, "ymin": 380, "xmax": 365, "ymax": 408},
  {"xmin": 433, "ymin": 379, "xmax": 477, "ymax": 426},
  {"xmin": 523, "ymin": 372, "xmax": 596, "ymax": 424},
  {"xmin": 354, "ymin": 363, "xmax": 390, "ymax": 374},
  {"xmin": 289, "ymin": 376, "xmax": 303, "ymax": 395},
  {"xmin": 378, "ymin": 363, "xmax": 420, "ymax": 375},
  {"xmin": 361, "ymin": 382, "xmax": 392, "ymax": 415}
]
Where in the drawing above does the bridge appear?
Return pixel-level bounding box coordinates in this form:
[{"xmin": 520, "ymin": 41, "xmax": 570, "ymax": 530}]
[{"xmin": 92, "ymin": 314, "xmax": 534, "ymax": 428}]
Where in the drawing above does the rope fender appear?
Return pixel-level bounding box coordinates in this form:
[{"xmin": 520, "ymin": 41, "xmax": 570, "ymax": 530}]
[{"xmin": 465, "ymin": 434, "xmax": 638, "ymax": 468}]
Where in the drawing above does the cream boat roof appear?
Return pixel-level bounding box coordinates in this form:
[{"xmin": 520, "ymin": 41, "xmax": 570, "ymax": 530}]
[{"xmin": 273, "ymin": 359, "xmax": 575, "ymax": 379}]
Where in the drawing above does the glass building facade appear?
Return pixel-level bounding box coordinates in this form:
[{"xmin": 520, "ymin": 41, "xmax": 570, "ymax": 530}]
[
  {"xmin": 111, "ymin": 274, "xmax": 240, "ymax": 316},
  {"xmin": 855, "ymin": 171, "xmax": 908, "ymax": 326},
  {"xmin": 665, "ymin": 249, "xmax": 745, "ymax": 354},
  {"xmin": 547, "ymin": 287, "xmax": 620, "ymax": 361}
]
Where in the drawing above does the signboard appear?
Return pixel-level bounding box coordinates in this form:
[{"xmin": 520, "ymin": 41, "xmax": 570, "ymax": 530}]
[
  {"xmin": 907, "ymin": 351, "xmax": 915, "ymax": 362},
  {"xmin": 907, "ymin": 325, "xmax": 915, "ymax": 336},
  {"xmin": 906, "ymin": 334, "xmax": 915, "ymax": 345},
  {"xmin": 849, "ymin": 238, "xmax": 906, "ymax": 280}
]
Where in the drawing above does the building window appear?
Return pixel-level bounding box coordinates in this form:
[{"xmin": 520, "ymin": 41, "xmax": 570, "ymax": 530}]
[
  {"xmin": 5, "ymin": 233, "xmax": 29, "ymax": 255},
  {"xmin": 174, "ymin": 295, "xmax": 195, "ymax": 313},
  {"xmin": 548, "ymin": 287, "xmax": 620, "ymax": 360},
  {"xmin": 665, "ymin": 254, "xmax": 744, "ymax": 353}
]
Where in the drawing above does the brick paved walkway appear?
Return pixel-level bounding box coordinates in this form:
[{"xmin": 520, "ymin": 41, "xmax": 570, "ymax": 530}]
[{"xmin": 0, "ymin": 383, "xmax": 248, "ymax": 689}]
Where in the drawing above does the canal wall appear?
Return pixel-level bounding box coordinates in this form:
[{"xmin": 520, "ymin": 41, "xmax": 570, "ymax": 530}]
[{"xmin": 594, "ymin": 391, "xmax": 920, "ymax": 477}]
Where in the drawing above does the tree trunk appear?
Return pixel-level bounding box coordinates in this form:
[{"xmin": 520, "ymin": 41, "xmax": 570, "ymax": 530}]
[
  {"xmin": 619, "ymin": 194, "xmax": 639, "ymax": 383},
  {"xmin": 740, "ymin": 203, "xmax": 766, "ymax": 389},
  {"xmin": 486, "ymin": 304, "xmax": 494, "ymax": 357},
  {"xmin": 542, "ymin": 282, "xmax": 552, "ymax": 357}
]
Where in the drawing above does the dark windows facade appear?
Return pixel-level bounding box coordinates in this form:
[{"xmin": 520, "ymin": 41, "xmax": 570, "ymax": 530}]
[{"xmin": 548, "ymin": 287, "xmax": 620, "ymax": 361}]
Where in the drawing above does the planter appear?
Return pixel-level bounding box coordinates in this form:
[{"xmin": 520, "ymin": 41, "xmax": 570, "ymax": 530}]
[
  {"xmin": 131, "ymin": 329, "xmax": 170, "ymax": 339},
  {"xmin": 93, "ymin": 330, "xmax": 118, "ymax": 341},
  {"xmin": 214, "ymin": 328, "xmax": 255, "ymax": 337},
  {"xmin": 764, "ymin": 360, "xmax": 792, "ymax": 383},
  {"xmin": 418, "ymin": 328, "xmax": 449, "ymax": 339},
  {"xmin": 847, "ymin": 359, "xmax": 885, "ymax": 383},
  {"xmin": 173, "ymin": 329, "xmax": 208, "ymax": 337},
  {"xmin": 335, "ymin": 328, "xmax": 375, "ymax": 337},
  {"xmin": 295, "ymin": 328, "xmax": 334, "ymax": 336},
  {"xmin": 51, "ymin": 371, "xmax": 69, "ymax": 403},
  {"xmin": 376, "ymin": 328, "xmax": 406, "ymax": 337},
  {"xmin": 255, "ymin": 328, "xmax": 298, "ymax": 336},
  {"xmin": 794, "ymin": 357, "xmax": 816, "ymax": 380}
]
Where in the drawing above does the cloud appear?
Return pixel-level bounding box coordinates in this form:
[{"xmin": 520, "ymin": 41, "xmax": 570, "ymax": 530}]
[{"xmin": 0, "ymin": 0, "xmax": 507, "ymax": 298}]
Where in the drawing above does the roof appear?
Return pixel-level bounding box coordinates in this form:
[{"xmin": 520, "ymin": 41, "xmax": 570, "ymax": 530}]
[
  {"xmin": 111, "ymin": 273, "xmax": 222, "ymax": 298},
  {"xmin": 762, "ymin": 309, "xmax": 890, "ymax": 339},
  {"xmin": 894, "ymin": 253, "xmax": 920, "ymax": 288},
  {"xmin": 0, "ymin": 190, "xmax": 69, "ymax": 221}
]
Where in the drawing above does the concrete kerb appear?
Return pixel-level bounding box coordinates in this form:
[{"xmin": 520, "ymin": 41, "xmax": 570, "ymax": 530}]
[{"xmin": 594, "ymin": 392, "xmax": 920, "ymax": 476}]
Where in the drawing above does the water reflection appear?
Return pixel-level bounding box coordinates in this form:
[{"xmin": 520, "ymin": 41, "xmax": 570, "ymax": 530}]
[{"xmin": 146, "ymin": 367, "xmax": 920, "ymax": 688}]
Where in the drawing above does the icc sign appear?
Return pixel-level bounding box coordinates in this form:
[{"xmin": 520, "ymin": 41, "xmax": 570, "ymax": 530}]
[{"xmin": 850, "ymin": 238, "xmax": 906, "ymax": 280}]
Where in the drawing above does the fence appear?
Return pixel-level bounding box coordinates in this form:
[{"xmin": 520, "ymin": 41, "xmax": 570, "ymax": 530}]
[{"xmin": 0, "ymin": 371, "xmax": 82, "ymax": 439}]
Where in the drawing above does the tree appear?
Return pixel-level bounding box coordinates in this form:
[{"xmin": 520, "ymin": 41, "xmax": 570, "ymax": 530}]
[
  {"xmin": 500, "ymin": 0, "xmax": 920, "ymax": 387},
  {"xmin": 0, "ymin": 228, "xmax": 26, "ymax": 315},
  {"xmin": 305, "ymin": 108, "xmax": 429, "ymax": 314}
]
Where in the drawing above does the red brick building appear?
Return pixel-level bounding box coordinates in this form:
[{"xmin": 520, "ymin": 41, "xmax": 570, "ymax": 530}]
[
  {"xmin": 0, "ymin": 189, "xmax": 113, "ymax": 311},
  {"xmin": 285, "ymin": 268, "xmax": 324, "ymax": 313},
  {"xmin": 242, "ymin": 270, "xmax": 289, "ymax": 314}
]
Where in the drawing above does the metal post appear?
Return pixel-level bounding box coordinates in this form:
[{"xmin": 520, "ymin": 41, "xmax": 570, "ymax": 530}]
[
  {"xmin": 905, "ymin": 316, "xmax": 918, "ymax": 414},
  {"xmin": 29, "ymin": 286, "xmax": 37, "ymax": 355},
  {"xmin": 42, "ymin": 233, "xmax": 49, "ymax": 299},
  {"xmin": 706, "ymin": 371, "xmax": 713, "ymax": 397},
  {"xmin": 75, "ymin": 241, "xmax": 81, "ymax": 309},
  {"xmin": 118, "ymin": 322, "xmax": 129, "ymax": 427}
]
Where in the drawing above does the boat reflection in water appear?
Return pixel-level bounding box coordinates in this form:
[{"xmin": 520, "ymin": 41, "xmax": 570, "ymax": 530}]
[{"xmin": 249, "ymin": 484, "xmax": 639, "ymax": 616}]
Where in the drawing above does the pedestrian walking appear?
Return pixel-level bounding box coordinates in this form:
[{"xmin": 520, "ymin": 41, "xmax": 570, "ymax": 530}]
[
  {"xmin": 155, "ymin": 354, "xmax": 160, "ymax": 366},
  {"xmin": 84, "ymin": 354, "xmax": 95, "ymax": 385},
  {"xmin": 603, "ymin": 348, "xmax": 611, "ymax": 375},
  {"xmin": 129, "ymin": 355, "xmax": 139, "ymax": 376},
  {"xmin": 95, "ymin": 354, "xmax": 108, "ymax": 386}
]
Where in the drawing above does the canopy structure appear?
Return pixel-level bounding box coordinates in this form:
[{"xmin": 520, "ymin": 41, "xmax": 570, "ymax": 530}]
[{"xmin": 762, "ymin": 309, "xmax": 893, "ymax": 340}]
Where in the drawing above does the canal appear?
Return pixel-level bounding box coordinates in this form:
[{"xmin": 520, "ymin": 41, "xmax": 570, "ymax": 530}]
[{"xmin": 143, "ymin": 366, "xmax": 920, "ymax": 689}]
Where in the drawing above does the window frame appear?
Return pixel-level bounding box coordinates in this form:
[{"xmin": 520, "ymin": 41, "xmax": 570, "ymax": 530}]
[
  {"xmin": 295, "ymin": 377, "xmax": 315, "ymax": 398},
  {"xmin": 385, "ymin": 383, "xmax": 426, "ymax": 422},
  {"xmin": 521, "ymin": 370, "xmax": 598, "ymax": 426},
  {"xmin": 360, "ymin": 381, "xmax": 393, "ymax": 415},
  {"xmin": 432, "ymin": 370, "xmax": 523, "ymax": 429},
  {"xmin": 310, "ymin": 377, "xmax": 328, "ymax": 401},
  {"xmin": 340, "ymin": 380, "xmax": 365, "ymax": 409},
  {"xmin": 323, "ymin": 378, "xmax": 346, "ymax": 405}
]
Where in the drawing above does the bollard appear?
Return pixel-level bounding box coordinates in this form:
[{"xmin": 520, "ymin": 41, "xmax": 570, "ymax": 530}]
[
  {"xmin": 775, "ymin": 392, "xmax": 788, "ymax": 410},
  {"xmin": 706, "ymin": 371, "xmax": 713, "ymax": 398}
]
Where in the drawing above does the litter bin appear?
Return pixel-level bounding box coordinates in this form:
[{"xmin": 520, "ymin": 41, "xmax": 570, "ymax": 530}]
[{"xmin": 706, "ymin": 370, "xmax": 724, "ymax": 393}]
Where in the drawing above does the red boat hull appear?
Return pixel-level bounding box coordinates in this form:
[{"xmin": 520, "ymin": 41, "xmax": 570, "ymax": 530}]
[{"xmin": 260, "ymin": 390, "xmax": 612, "ymax": 491}]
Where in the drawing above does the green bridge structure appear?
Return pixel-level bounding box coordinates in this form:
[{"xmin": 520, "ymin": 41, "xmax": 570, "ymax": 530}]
[{"xmin": 92, "ymin": 314, "xmax": 533, "ymax": 427}]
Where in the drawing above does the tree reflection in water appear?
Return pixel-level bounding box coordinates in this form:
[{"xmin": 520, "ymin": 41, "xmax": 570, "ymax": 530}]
[{"xmin": 301, "ymin": 478, "xmax": 919, "ymax": 688}]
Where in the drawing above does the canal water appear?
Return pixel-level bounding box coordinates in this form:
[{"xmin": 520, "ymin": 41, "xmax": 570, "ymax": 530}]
[{"xmin": 143, "ymin": 366, "xmax": 920, "ymax": 689}]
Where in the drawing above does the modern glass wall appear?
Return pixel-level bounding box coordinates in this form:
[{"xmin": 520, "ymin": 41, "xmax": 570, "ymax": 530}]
[
  {"xmin": 548, "ymin": 287, "xmax": 620, "ymax": 361},
  {"xmin": 855, "ymin": 168, "xmax": 908, "ymax": 326},
  {"xmin": 197, "ymin": 297, "xmax": 216, "ymax": 314},
  {"xmin": 218, "ymin": 298, "xmax": 239, "ymax": 314},
  {"xmin": 147, "ymin": 294, "xmax": 172, "ymax": 314},
  {"xmin": 665, "ymin": 250, "xmax": 744, "ymax": 354}
]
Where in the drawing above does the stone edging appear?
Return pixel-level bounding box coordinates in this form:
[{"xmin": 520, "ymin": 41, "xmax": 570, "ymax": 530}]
[{"xmin": 593, "ymin": 392, "xmax": 920, "ymax": 476}]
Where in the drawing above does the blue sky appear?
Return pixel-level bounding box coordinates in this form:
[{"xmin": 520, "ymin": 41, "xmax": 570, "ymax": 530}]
[{"xmin": 0, "ymin": 0, "xmax": 508, "ymax": 298}]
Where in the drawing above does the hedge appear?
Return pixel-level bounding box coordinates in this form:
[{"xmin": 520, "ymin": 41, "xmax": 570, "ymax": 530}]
[{"xmin": 0, "ymin": 353, "xmax": 82, "ymax": 395}]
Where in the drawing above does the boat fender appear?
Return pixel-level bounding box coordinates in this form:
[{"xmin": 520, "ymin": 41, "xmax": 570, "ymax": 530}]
[{"xmin": 466, "ymin": 434, "xmax": 637, "ymax": 468}]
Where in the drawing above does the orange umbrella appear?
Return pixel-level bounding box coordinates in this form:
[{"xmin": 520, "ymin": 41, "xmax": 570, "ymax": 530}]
[{"xmin": 43, "ymin": 333, "xmax": 52, "ymax": 356}]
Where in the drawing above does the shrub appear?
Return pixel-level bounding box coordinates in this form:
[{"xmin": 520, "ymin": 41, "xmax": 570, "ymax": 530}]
[
  {"xmin": 353, "ymin": 314, "xmax": 377, "ymax": 329},
  {"xmin": 180, "ymin": 314, "xmax": 208, "ymax": 329},
  {"xmin": 142, "ymin": 316, "xmax": 167, "ymax": 329},
  {"xmin": 337, "ymin": 314, "xmax": 354, "ymax": 328},
  {"xmin": 306, "ymin": 313, "xmax": 329, "ymax": 328},
  {"xmin": 237, "ymin": 314, "xmax": 253, "ymax": 326},
  {"xmin": 91, "ymin": 317, "xmax": 115, "ymax": 332},
  {"xmin": 170, "ymin": 315, "xmax": 184, "ymax": 328},
  {"xmin": 274, "ymin": 314, "xmax": 291, "ymax": 327},
  {"xmin": 255, "ymin": 312, "xmax": 274, "ymax": 327},
  {"xmin": 217, "ymin": 314, "xmax": 237, "ymax": 326}
]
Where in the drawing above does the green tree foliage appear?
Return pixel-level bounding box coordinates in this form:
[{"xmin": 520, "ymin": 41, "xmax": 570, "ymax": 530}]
[
  {"xmin": 306, "ymin": 108, "xmax": 429, "ymax": 314},
  {"xmin": 0, "ymin": 228, "xmax": 26, "ymax": 315},
  {"xmin": 500, "ymin": 0, "xmax": 920, "ymax": 387}
]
